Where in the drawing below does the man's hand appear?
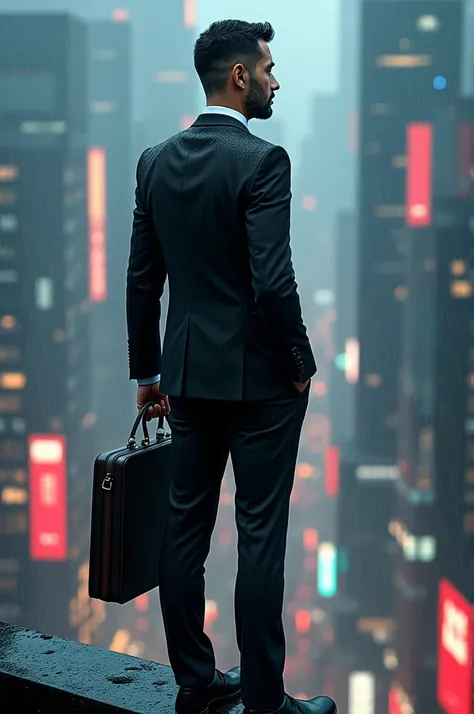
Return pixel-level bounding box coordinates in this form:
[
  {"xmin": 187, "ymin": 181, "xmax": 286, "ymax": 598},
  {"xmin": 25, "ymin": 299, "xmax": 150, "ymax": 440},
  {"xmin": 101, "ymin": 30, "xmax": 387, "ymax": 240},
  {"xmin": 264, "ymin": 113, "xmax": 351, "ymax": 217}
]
[
  {"xmin": 292, "ymin": 380, "xmax": 310, "ymax": 394},
  {"xmin": 137, "ymin": 382, "xmax": 171, "ymax": 420}
]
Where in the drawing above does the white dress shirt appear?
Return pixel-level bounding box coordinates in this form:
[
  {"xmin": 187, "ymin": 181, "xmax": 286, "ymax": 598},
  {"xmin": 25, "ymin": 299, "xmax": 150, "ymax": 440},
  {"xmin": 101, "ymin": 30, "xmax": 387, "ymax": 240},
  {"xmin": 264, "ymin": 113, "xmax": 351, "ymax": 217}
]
[{"xmin": 137, "ymin": 106, "xmax": 248, "ymax": 387}]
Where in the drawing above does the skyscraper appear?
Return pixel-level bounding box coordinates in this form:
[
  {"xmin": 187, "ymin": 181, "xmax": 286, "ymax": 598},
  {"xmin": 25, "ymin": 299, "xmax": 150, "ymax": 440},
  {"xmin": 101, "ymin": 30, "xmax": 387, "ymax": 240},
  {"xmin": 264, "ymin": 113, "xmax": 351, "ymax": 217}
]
[
  {"xmin": 334, "ymin": 2, "xmax": 464, "ymax": 710},
  {"xmin": 393, "ymin": 194, "xmax": 474, "ymax": 714},
  {"xmin": 356, "ymin": 0, "xmax": 462, "ymax": 459},
  {"xmin": 0, "ymin": 13, "xmax": 92, "ymax": 638}
]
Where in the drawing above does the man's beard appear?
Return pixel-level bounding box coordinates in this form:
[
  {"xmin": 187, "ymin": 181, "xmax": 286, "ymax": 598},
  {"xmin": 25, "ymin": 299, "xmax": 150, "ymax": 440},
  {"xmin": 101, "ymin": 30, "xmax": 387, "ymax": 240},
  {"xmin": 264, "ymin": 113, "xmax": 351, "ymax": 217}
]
[{"xmin": 245, "ymin": 75, "xmax": 273, "ymax": 120}]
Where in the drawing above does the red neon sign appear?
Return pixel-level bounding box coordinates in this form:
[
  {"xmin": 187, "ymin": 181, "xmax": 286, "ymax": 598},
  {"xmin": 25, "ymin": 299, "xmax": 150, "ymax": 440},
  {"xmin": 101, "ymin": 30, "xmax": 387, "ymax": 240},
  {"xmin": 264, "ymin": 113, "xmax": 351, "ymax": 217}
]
[
  {"xmin": 29, "ymin": 435, "xmax": 67, "ymax": 561},
  {"xmin": 388, "ymin": 688, "xmax": 401, "ymax": 714},
  {"xmin": 406, "ymin": 123, "xmax": 432, "ymax": 227},
  {"xmin": 438, "ymin": 579, "xmax": 473, "ymax": 714},
  {"xmin": 325, "ymin": 446, "xmax": 340, "ymax": 497},
  {"xmin": 88, "ymin": 147, "xmax": 107, "ymax": 302}
]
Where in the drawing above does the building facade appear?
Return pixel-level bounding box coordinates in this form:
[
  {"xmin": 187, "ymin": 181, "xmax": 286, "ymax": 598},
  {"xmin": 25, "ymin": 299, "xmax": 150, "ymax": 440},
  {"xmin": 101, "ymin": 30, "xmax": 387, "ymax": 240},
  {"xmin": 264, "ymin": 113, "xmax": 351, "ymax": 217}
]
[{"xmin": 0, "ymin": 13, "xmax": 92, "ymax": 638}]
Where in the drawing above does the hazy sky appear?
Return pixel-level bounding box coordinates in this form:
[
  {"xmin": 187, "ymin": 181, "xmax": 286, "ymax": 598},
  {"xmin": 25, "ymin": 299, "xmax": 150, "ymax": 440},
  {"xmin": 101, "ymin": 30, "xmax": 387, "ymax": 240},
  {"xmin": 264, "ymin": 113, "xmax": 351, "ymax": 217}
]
[
  {"xmin": 198, "ymin": 0, "xmax": 341, "ymax": 159},
  {"xmin": 0, "ymin": 0, "xmax": 341, "ymax": 161}
]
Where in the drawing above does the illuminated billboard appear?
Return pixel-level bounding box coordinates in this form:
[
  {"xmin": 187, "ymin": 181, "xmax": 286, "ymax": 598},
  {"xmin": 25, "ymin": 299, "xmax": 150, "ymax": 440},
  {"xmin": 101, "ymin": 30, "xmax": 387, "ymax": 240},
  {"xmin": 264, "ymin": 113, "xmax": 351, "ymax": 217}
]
[
  {"xmin": 28, "ymin": 435, "xmax": 67, "ymax": 560},
  {"xmin": 406, "ymin": 123, "xmax": 432, "ymax": 227},
  {"xmin": 437, "ymin": 579, "xmax": 472, "ymax": 714}
]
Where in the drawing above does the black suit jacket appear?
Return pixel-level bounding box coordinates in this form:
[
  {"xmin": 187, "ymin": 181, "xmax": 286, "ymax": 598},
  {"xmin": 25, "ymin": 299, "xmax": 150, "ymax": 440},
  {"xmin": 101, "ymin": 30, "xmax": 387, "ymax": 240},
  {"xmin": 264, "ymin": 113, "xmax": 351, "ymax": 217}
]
[{"xmin": 126, "ymin": 113, "xmax": 316, "ymax": 401}]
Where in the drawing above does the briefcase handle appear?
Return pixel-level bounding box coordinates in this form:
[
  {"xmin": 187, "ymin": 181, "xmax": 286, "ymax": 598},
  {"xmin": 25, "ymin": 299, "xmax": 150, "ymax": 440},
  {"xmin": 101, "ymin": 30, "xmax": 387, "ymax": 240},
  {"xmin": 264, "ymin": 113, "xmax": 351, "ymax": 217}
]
[{"xmin": 128, "ymin": 402, "xmax": 168, "ymax": 448}]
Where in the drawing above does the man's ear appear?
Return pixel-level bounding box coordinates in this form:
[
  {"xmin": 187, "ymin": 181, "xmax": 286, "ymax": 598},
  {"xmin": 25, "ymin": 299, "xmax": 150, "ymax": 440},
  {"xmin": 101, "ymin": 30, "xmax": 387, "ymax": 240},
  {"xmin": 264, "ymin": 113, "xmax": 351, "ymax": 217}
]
[{"xmin": 231, "ymin": 63, "xmax": 247, "ymax": 90}]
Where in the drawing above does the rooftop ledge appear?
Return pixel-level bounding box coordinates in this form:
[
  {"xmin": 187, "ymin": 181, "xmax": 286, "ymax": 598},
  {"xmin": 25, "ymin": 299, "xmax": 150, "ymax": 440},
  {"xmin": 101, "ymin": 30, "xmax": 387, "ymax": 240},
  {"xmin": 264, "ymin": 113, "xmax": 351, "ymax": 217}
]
[{"xmin": 0, "ymin": 621, "xmax": 243, "ymax": 713}]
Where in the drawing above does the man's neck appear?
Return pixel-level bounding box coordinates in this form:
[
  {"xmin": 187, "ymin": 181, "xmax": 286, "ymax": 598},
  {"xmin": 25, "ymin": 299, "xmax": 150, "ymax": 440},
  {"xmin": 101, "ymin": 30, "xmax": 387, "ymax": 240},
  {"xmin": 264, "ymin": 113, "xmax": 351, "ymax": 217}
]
[{"xmin": 206, "ymin": 99, "xmax": 247, "ymax": 119}]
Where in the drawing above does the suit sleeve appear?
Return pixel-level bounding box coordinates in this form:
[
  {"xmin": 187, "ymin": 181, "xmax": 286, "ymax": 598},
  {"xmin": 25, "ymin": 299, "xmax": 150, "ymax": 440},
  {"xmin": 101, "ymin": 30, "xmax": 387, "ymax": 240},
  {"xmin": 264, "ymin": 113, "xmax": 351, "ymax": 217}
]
[
  {"xmin": 245, "ymin": 145, "xmax": 316, "ymax": 383},
  {"xmin": 126, "ymin": 149, "xmax": 167, "ymax": 381}
]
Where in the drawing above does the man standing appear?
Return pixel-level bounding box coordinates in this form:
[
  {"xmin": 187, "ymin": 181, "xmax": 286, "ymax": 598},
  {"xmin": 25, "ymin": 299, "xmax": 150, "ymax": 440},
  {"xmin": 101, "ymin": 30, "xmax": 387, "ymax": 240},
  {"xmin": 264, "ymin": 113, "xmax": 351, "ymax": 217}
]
[{"xmin": 127, "ymin": 19, "xmax": 336, "ymax": 714}]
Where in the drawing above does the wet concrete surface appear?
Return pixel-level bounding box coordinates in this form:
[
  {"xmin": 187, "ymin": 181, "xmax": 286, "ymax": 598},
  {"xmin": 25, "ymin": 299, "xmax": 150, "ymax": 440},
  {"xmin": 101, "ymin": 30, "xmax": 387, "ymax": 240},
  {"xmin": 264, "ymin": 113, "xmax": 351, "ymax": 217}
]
[{"xmin": 0, "ymin": 622, "xmax": 243, "ymax": 713}]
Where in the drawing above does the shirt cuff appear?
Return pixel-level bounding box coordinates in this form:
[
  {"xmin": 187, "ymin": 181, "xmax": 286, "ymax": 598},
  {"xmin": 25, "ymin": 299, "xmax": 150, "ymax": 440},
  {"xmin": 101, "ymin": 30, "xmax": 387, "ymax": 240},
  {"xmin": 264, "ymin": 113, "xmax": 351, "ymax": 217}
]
[{"xmin": 137, "ymin": 375, "xmax": 160, "ymax": 386}]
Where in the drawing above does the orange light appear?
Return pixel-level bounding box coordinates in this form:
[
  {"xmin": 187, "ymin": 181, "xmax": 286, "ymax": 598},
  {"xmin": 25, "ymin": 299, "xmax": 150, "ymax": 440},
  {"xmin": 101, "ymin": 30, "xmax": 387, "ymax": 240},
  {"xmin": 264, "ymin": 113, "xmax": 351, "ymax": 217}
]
[
  {"xmin": 204, "ymin": 600, "xmax": 218, "ymax": 625},
  {"xmin": 0, "ymin": 315, "xmax": 16, "ymax": 329},
  {"xmin": 0, "ymin": 165, "xmax": 19, "ymax": 181},
  {"xmin": 109, "ymin": 629, "xmax": 131, "ymax": 653},
  {"xmin": 295, "ymin": 609, "xmax": 311, "ymax": 634},
  {"xmin": 88, "ymin": 148, "xmax": 107, "ymax": 302},
  {"xmin": 451, "ymin": 260, "xmax": 466, "ymax": 276},
  {"xmin": 394, "ymin": 285, "xmax": 408, "ymax": 301},
  {"xmin": 303, "ymin": 528, "xmax": 319, "ymax": 551},
  {"xmin": 1, "ymin": 487, "xmax": 28, "ymax": 504},
  {"xmin": 451, "ymin": 281, "xmax": 472, "ymax": 298},
  {"xmin": 296, "ymin": 462, "xmax": 314, "ymax": 479},
  {"xmin": 0, "ymin": 372, "xmax": 26, "ymax": 389},
  {"xmin": 376, "ymin": 54, "xmax": 432, "ymax": 68},
  {"xmin": 184, "ymin": 0, "xmax": 196, "ymax": 29}
]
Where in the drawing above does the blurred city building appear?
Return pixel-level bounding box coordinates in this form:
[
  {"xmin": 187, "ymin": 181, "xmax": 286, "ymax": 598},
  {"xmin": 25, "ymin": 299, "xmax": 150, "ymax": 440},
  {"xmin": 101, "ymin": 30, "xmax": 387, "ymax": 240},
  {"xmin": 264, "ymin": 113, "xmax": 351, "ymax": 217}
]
[
  {"xmin": 0, "ymin": 13, "xmax": 92, "ymax": 639},
  {"xmin": 334, "ymin": 1, "xmax": 466, "ymax": 712},
  {"xmin": 394, "ymin": 187, "xmax": 474, "ymax": 713},
  {"xmin": 0, "ymin": 3, "xmax": 471, "ymax": 712}
]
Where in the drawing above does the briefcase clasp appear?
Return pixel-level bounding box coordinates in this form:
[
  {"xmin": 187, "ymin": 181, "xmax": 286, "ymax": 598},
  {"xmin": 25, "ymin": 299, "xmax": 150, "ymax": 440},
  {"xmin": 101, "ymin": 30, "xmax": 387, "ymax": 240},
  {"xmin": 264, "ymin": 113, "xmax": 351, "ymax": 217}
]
[{"xmin": 102, "ymin": 474, "xmax": 113, "ymax": 491}]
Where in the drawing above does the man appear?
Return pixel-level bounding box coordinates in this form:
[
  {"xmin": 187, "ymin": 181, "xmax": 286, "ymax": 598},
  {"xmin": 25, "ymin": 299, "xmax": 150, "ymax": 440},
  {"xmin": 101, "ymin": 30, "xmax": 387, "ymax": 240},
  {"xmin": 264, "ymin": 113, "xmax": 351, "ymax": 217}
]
[{"xmin": 126, "ymin": 19, "xmax": 337, "ymax": 714}]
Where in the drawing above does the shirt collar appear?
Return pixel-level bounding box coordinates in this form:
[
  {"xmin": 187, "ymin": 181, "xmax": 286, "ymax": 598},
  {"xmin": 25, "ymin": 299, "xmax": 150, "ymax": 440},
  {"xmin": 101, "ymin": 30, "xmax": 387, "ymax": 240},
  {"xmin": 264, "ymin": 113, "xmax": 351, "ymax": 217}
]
[{"xmin": 202, "ymin": 105, "xmax": 248, "ymax": 128}]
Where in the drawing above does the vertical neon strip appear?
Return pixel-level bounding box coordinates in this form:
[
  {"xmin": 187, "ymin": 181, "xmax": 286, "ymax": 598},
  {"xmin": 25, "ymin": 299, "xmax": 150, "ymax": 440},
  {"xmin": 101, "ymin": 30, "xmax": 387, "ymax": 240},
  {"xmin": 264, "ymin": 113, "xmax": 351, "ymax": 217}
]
[
  {"xmin": 345, "ymin": 337, "xmax": 360, "ymax": 384},
  {"xmin": 184, "ymin": 0, "xmax": 197, "ymax": 28},
  {"xmin": 317, "ymin": 542, "xmax": 338, "ymax": 597},
  {"xmin": 388, "ymin": 689, "xmax": 401, "ymax": 714},
  {"xmin": 325, "ymin": 446, "xmax": 340, "ymax": 497},
  {"xmin": 88, "ymin": 147, "xmax": 107, "ymax": 302},
  {"xmin": 406, "ymin": 123, "xmax": 432, "ymax": 227},
  {"xmin": 29, "ymin": 435, "xmax": 67, "ymax": 561}
]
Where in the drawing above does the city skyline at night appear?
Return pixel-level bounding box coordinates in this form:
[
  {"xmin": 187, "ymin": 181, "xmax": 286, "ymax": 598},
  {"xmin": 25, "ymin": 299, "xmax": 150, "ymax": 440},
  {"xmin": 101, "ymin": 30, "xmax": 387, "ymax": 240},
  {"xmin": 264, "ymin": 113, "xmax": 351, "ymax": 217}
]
[{"xmin": 0, "ymin": 2, "xmax": 472, "ymax": 712}]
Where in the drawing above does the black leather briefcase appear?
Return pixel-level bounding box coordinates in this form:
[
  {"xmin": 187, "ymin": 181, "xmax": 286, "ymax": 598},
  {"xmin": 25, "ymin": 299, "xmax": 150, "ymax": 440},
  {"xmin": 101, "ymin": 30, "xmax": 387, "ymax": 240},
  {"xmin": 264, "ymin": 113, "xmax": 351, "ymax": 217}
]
[{"xmin": 88, "ymin": 402, "xmax": 172, "ymax": 604}]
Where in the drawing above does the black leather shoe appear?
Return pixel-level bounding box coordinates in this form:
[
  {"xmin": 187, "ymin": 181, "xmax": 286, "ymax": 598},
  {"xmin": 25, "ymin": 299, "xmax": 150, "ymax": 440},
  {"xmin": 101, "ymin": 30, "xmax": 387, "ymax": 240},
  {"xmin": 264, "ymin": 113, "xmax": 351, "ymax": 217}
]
[
  {"xmin": 176, "ymin": 667, "xmax": 241, "ymax": 714},
  {"xmin": 244, "ymin": 694, "xmax": 337, "ymax": 714}
]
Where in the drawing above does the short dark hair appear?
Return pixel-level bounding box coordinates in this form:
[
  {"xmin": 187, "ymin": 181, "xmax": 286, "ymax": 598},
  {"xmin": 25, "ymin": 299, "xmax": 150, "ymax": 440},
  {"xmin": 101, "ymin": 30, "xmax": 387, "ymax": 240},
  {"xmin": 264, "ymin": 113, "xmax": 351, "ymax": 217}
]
[{"xmin": 194, "ymin": 20, "xmax": 275, "ymax": 96}]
